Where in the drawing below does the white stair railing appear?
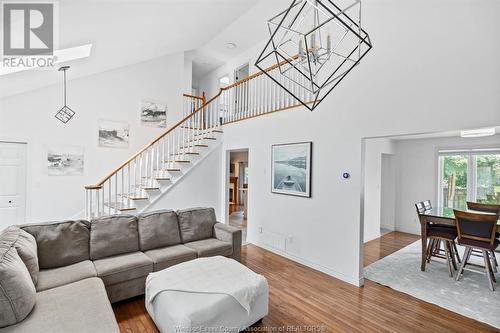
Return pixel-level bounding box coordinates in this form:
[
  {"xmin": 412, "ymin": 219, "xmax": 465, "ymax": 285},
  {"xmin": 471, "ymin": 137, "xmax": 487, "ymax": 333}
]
[
  {"xmin": 85, "ymin": 58, "xmax": 314, "ymax": 218},
  {"xmin": 85, "ymin": 94, "xmax": 221, "ymax": 219},
  {"xmin": 183, "ymin": 93, "xmax": 205, "ymax": 118}
]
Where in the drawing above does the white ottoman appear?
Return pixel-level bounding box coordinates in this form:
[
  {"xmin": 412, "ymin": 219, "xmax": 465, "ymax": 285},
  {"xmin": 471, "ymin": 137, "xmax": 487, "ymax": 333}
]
[{"xmin": 145, "ymin": 256, "xmax": 269, "ymax": 333}]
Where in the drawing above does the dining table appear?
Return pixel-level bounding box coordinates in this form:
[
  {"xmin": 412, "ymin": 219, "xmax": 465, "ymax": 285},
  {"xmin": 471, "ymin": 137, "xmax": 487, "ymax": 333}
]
[{"xmin": 418, "ymin": 206, "xmax": 500, "ymax": 271}]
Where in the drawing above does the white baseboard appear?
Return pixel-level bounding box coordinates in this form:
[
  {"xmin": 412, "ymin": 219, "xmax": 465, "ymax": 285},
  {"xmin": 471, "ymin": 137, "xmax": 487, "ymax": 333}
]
[
  {"xmin": 395, "ymin": 225, "xmax": 420, "ymax": 235},
  {"xmin": 380, "ymin": 224, "xmax": 395, "ymax": 231},
  {"xmin": 250, "ymin": 241, "xmax": 363, "ymax": 287}
]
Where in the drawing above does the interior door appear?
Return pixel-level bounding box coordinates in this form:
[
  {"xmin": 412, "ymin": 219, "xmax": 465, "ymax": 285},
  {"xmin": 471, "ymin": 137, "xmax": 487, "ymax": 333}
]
[{"xmin": 0, "ymin": 142, "xmax": 27, "ymax": 229}]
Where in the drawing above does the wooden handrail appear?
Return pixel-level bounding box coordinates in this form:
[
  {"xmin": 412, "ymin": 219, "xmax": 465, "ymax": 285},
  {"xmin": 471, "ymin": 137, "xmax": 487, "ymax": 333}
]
[
  {"xmin": 85, "ymin": 56, "xmax": 298, "ymax": 189},
  {"xmin": 183, "ymin": 93, "xmax": 204, "ymax": 101},
  {"xmin": 86, "ymin": 93, "xmax": 220, "ymax": 188},
  {"xmin": 221, "ymin": 54, "xmax": 300, "ymax": 90}
]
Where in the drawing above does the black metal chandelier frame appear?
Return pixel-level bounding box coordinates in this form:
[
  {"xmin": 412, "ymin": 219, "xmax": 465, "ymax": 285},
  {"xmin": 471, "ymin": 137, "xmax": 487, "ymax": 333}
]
[{"xmin": 255, "ymin": 0, "xmax": 373, "ymax": 111}]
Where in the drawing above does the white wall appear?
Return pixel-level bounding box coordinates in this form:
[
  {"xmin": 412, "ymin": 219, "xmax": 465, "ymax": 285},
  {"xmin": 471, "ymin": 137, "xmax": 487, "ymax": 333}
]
[
  {"xmin": 380, "ymin": 154, "xmax": 396, "ymax": 231},
  {"xmin": 147, "ymin": 145, "xmax": 223, "ymax": 219},
  {"xmin": 394, "ymin": 134, "xmax": 500, "ymax": 235},
  {"xmin": 0, "ymin": 53, "xmax": 186, "ymax": 222},
  {"xmin": 183, "ymin": 55, "xmax": 193, "ymax": 94},
  {"xmin": 363, "ymin": 138, "xmax": 395, "ymax": 242},
  {"xmin": 201, "ymin": 0, "xmax": 500, "ymax": 286}
]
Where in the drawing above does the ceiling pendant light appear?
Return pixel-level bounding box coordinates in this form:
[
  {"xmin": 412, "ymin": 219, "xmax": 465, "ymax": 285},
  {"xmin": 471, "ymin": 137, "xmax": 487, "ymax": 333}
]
[
  {"xmin": 54, "ymin": 66, "xmax": 76, "ymax": 124},
  {"xmin": 255, "ymin": 0, "xmax": 373, "ymax": 111}
]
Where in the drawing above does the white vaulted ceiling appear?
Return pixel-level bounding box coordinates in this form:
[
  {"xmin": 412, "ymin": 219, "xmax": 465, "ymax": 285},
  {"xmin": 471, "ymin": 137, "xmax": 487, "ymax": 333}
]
[{"xmin": 0, "ymin": 0, "xmax": 257, "ymax": 98}]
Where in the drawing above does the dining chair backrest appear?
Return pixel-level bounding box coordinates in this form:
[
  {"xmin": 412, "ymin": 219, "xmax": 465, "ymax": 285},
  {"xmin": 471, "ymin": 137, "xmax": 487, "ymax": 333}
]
[
  {"xmin": 453, "ymin": 210, "xmax": 498, "ymax": 245},
  {"xmin": 423, "ymin": 200, "xmax": 432, "ymax": 211},
  {"xmin": 415, "ymin": 202, "xmax": 426, "ymax": 215},
  {"xmin": 466, "ymin": 202, "xmax": 500, "ymax": 215}
]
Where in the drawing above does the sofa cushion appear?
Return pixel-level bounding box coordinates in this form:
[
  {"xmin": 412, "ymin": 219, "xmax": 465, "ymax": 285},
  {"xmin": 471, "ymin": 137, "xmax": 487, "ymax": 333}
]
[
  {"xmin": 93, "ymin": 251, "xmax": 153, "ymax": 286},
  {"xmin": 0, "ymin": 228, "xmax": 36, "ymax": 328},
  {"xmin": 138, "ymin": 210, "xmax": 182, "ymax": 251},
  {"xmin": 21, "ymin": 220, "xmax": 90, "ymax": 269},
  {"xmin": 177, "ymin": 207, "xmax": 217, "ymax": 243},
  {"xmin": 0, "ymin": 278, "xmax": 120, "ymax": 333},
  {"xmin": 36, "ymin": 260, "xmax": 97, "ymax": 292},
  {"xmin": 144, "ymin": 244, "xmax": 197, "ymax": 271},
  {"xmin": 90, "ymin": 215, "xmax": 139, "ymax": 260},
  {"xmin": 184, "ymin": 238, "xmax": 233, "ymax": 258},
  {"xmin": 3, "ymin": 226, "xmax": 39, "ymax": 286}
]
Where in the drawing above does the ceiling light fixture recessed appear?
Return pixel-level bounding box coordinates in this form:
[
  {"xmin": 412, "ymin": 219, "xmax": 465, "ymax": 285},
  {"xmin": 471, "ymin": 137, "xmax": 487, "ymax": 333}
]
[
  {"xmin": 460, "ymin": 127, "xmax": 496, "ymax": 138},
  {"xmin": 225, "ymin": 43, "xmax": 237, "ymax": 50}
]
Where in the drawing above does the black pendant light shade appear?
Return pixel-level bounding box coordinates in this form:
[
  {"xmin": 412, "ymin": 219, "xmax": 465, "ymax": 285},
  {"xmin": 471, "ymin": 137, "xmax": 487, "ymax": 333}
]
[
  {"xmin": 255, "ymin": 0, "xmax": 372, "ymax": 111},
  {"xmin": 54, "ymin": 66, "xmax": 76, "ymax": 124}
]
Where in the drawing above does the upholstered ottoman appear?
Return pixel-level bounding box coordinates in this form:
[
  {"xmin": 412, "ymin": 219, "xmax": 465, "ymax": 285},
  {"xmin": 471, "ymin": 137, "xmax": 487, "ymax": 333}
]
[{"xmin": 145, "ymin": 256, "xmax": 268, "ymax": 333}]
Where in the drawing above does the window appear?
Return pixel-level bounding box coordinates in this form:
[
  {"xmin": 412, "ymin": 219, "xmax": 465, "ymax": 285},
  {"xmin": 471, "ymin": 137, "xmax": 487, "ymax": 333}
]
[
  {"xmin": 219, "ymin": 75, "xmax": 230, "ymax": 88},
  {"xmin": 438, "ymin": 149, "xmax": 500, "ymax": 209}
]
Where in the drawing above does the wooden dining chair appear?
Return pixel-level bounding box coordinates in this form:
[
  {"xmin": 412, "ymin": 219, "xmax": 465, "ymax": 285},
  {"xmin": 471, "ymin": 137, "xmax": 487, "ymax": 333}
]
[
  {"xmin": 467, "ymin": 201, "xmax": 500, "ymax": 215},
  {"xmin": 415, "ymin": 202, "xmax": 460, "ymax": 276},
  {"xmin": 415, "ymin": 202, "xmax": 426, "ymax": 214},
  {"xmin": 454, "ymin": 210, "xmax": 499, "ymax": 291},
  {"xmin": 466, "ymin": 201, "xmax": 499, "ymax": 269}
]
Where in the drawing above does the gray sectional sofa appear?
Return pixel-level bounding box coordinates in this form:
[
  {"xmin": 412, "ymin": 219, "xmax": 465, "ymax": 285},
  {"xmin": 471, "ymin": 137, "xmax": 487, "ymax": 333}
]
[{"xmin": 0, "ymin": 207, "xmax": 242, "ymax": 332}]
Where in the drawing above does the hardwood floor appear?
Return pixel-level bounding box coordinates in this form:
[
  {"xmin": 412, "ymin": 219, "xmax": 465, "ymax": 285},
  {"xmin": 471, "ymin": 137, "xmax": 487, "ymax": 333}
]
[{"xmin": 113, "ymin": 232, "xmax": 499, "ymax": 333}]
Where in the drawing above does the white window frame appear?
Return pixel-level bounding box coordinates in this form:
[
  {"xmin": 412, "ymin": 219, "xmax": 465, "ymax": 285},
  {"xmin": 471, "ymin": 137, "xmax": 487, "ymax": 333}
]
[{"xmin": 437, "ymin": 147, "xmax": 500, "ymax": 208}]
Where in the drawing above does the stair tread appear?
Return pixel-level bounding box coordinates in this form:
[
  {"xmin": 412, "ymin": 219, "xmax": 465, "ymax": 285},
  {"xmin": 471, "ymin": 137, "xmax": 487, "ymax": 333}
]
[
  {"xmin": 136, "ymin": 185, "xmax": 160, "ymax": 190},
  {"xmin": 170, "ymin": 152, "xmax": 200, "ymax": 156},
  {"xmin": 180, "ymin": 145, "xmax": 208, "ymax": 149},
  {"xmin": 105, "ymin": 203, "xmax": 137, "ymax": 211},
  {"xmin": 119, "ymin": 194, "xmax": 149, "ymax": 200}
]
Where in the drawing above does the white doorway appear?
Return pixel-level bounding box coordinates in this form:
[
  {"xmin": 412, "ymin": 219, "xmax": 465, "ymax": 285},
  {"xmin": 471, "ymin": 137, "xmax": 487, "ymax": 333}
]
[
  {"xmin": 227, "ymin": 149, "xmax": 249, "ymax": 244},
  {"xmin": 0, "ymin": 141, "xmax": 27, "ymax": 229}
]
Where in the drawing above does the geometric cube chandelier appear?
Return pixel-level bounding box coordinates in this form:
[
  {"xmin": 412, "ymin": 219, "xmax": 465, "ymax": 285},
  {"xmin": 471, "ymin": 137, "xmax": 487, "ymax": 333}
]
[
  {"xmin": 54, "ymin": 66, "xmax": 76, "ymax": 124},
  {"xmin": 255, "ymin": 0, "xmax": 372, "ymax": 111}
]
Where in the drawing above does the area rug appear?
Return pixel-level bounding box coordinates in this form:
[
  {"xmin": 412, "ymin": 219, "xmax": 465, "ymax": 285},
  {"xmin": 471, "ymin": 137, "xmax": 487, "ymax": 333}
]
[{"xmin": 364, "ymin": 241, "xmax": 500, "ymax": 329}]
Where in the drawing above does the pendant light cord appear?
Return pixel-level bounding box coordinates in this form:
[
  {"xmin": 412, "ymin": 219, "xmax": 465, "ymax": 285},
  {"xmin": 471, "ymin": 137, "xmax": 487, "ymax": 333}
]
[{"xmin": 63, "ymin": 68, "xmax": 67, "ymax": 107}]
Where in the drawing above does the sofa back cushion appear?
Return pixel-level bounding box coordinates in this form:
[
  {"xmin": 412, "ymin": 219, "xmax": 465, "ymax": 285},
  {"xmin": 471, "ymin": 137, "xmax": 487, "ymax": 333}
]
[
  {"xmin": 21, "ymin": 220, "xmax": 90, "ymax": 269},
  {"xmin": 0, "ymin": 228, "xmax": 36, "ymax": 328},
  {"xmin": 90, "ymin": 215, "xmax": 139, "ymax": 260},
  {"xmin": 138, "ymin": 210, "xmax": 181, "ymax": 251},
  {"xmin": 7, "ymin": 227, "xmax": 39, "ymax": 285},
  {"xmin": 177, "ymin": 207, "xmax": 217, "ymax": 243}
]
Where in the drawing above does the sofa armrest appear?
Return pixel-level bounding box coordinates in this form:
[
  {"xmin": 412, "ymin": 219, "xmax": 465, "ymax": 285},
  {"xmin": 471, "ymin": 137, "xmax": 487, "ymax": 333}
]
[{"xmin": 213, "ymin": 222, "xmax": 242, "ymax": 261}]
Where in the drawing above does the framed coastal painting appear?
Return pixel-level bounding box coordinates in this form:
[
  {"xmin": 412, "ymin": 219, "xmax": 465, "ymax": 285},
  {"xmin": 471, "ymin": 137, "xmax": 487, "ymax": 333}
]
[
  {"xmin": 271, "ymin": 142, "xmax": 312, "ymax": 197},
  {"xmin": 47, "ymin": 145, "xmax": 84, "ymax": 176},
  {"xmin": 98, "ymin": 120, "xmax": 129, "ymax": 149},
  {"xmin": 141, "ymin": 99, "xmax": 167, "ymax": 128}
]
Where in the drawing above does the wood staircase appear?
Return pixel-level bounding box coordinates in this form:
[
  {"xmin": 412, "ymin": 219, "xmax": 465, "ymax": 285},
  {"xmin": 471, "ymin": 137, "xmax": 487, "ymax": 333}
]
[{"xmin": 84, "ymin": 60, "xmax": 315, "ymax": 219}]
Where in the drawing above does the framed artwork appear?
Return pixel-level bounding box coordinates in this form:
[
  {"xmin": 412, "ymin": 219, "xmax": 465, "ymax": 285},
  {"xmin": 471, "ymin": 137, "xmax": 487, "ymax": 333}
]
[
  {"xmin": 271, "ymin": 142, "xmax": 312, "ymax": 197},
  {"xmin": 98, "ymin": 120, "xmax": 129, "ymax": 148},
  {"xmin": 47, "ymin": 145, "xmax": 84, "ymax": 176},
  {"xmin": 141, "ymin": 99, "xmax": 167, "ymax": 128}
]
